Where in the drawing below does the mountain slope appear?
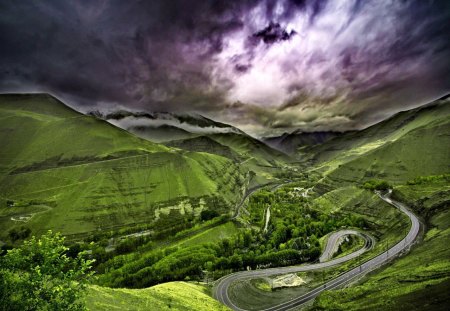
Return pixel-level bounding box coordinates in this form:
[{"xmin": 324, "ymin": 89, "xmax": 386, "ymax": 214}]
[
  {"xmin": 166, "ymin": 136, "xmax": 242, "ymax": 161},
  {"xmin": 263, "ymin": 131, "xmax": 344, "ymax": 154},
  {"xmin": 91, "ymin": 110, "xmax": 243, "ymax": 143},
  {"xmin": 309, "ymin": 95, "xmax": 450, "ymax": 310},
  {"xmin": 208, "ymin": 133, "xmax": 289, "ymax": 166},
  {"xmin": 307, "ymin": 95, "xmax": 450, "ymax": 185},
  {"xmin": 0, "ymin": 94, "xmax": 246, "ymax": 238},
  {"xmin": 127, "ymin": 124, "xmax": 196, "ymax": 143},
  {"xmin": 90, "ymin": 108, "xmax": 289, "ymax": 167},
  {"xmin": 87, "ymin": 282, "xmax": 230, "ymax": 311}
]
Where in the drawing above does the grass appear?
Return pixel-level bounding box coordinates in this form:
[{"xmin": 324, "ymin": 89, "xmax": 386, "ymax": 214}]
[
  {"xmin": 313, "ymin": 206, "xmax": 450, "ymax": 310},
  {"xmin": 86, "ymin": 282, "xmax": 230, "ymax": 311},
  {"xmin": 0, "ymin": 94, "xmax": 247, "ymax": 239},
  {"xmin": 306, "ymin": 96, "xmax": 450, "ymax": 185},
  {"xmin": 174, "ymin": 221, "xmax": 239, "ymax": 247}
]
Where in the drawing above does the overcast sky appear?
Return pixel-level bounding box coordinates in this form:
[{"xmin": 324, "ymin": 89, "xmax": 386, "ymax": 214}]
[{"xmin": 1, "ymin": 0, "xmax": 449, "ymax": 136}]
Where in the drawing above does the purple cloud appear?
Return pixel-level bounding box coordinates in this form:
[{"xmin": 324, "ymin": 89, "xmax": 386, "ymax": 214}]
[{"xmin": 0, "ymin": 0, "xmax": 449, "ymax": 135}]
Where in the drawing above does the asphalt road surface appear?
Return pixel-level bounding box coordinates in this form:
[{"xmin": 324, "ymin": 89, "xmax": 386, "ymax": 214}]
[
  {"xmin": 319, "ymin": 229, "xmax": 371, "ymax": 263},
  {"xmin": 213, "ymin": 189, "xmax": 420, "ymax": 311}
]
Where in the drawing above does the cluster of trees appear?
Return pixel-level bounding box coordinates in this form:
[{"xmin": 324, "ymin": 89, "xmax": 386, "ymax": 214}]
[
  {"xmin": 406, "ymin": 174, "xmax": 450, "ymax": 185},
  {"xmin": 200, "ymin": 209, "xmax": 220, "ymax": 221},
  {"xmin": 362, "ymin": 179, "xmax": 391, "ymax": 190},
  {"xmin": 97, "ymin": 184, "xmax": 366, "ymax": 288},
  {"xmin": 0, "ymin": 231, "xmax": 94, "ymax": 311}
]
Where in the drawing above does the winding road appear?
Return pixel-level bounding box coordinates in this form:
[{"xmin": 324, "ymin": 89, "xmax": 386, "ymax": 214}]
[
  {"xmin": 213, "ymin": 189, "xmax": 421, "ymax": 311},
  {"xmin": 319, "ymin": 229, "xmax": 372, "ymax": 263}
]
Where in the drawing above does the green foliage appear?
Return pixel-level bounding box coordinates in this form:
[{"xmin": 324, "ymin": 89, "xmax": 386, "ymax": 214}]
[
  {"xmin": 0, "ymin": 230, "xmax": 95, "ymax": 311},
  {"xmin": 200, "ymin": 209, "xmax": 220, "ymax": 221},
  {"xmin": 86, "ymin": 282, "xmax": 231, "ymax": 311},
  {"xmin": 8, "ymin": 226, "xmax": 31, "ymax": 242},
  {"xmin": 406, "ymin": 173, "xmax": 450, "ymax": 185},
  {"xmin": 362, "ymin": 179, "xmax": 391, "ymax": 190}
]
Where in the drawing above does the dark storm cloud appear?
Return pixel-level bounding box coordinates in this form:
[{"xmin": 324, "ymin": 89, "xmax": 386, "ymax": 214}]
[
  {"xmin": 0, "ymin": 0, "xmax": 449, "ymax": 135},
  {"xmin": 253, "ymin": 22, "xmax": 297, "ymax": 44}
]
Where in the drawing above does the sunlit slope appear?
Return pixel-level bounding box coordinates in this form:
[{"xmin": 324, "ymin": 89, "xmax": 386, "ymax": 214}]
[
  {"xmin": 164, "ymin": 132, "xmax": 292, "ymax": 185},
  {"xmin": 166, "ymin": 136, "xmax": 241, "ymax": 161},
  {"xmin": 0, "ymin": 94, "xmax": 246, "ymax": 237},
  {"xmin": 309, "ymin": 95, "xmax": 450, "ymax": 184},
  {"xmin": 87, "ymin": 282, "xmax": 230, "ymax": 311},
  {"xmin": 208, "ymin": 133, "xmax": 289, "ymax": 166},
  {"xmin": 0, "ymin": 94, "xmax": 168, "ymax": 171},
  {"xmin": 314, "ymin": 178, "xmax": 450, "ymax": 311}
]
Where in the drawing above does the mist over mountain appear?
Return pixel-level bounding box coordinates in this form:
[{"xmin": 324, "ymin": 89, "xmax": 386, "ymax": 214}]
[{"xmin": 88, "ymin": 109, "xmax": 245, "ymax": 142}]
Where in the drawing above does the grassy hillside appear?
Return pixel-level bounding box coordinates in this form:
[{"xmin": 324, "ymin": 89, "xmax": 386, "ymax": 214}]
[
  {"xmin": 165, "ymin": 132, "xmax": 294, "ymax": 186},
  {"xmin": 308, "ymin": 96, "xmax": 450, "ymax": 195},
  {"xmin": 313, "ymin": 177, "xmax": 450, "ymax": 311},
  {"xmin": 127, "ymin": 124, "xmax": 196, "ymax": 143},
  {"xmin": 166, "ymin": 136, "xmax": 241, "ymax": 161},
  {"xmin": 208, "ymin": 133, "xmax": 288, "ymax": 166},
  {"xmin": 0, "ymin": 94, "xmax": 247, "ymax": 239},
  {"xmin": 306, "ymin": 97, "xmax": 450, "ymax": 310},
  {"xmin": 0, "ymin": 94, "xmax": 168, "ymax": 172},
  {"xmin": 86, "ymin": 282, "xmax": 230, "ymax": 311},
  {"xmin": 306, "ymin": 96, "xmax": 449, "ymax": 179}
]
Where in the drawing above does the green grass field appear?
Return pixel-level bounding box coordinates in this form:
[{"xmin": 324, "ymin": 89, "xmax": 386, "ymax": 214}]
[
  {"xmin": 306, "ymin": 96, "xmax": 450, "ymax": 185},
  {"xmin": 174, "ymin": 221, "xmax": 239, "ymax": 248},
  {"xmin": 0, "ymin": 94, "xmax": 247, "ymax": 239},
  {"xmin": 86, "ymin": 282, "xmax": 230, "ymax": 311}
]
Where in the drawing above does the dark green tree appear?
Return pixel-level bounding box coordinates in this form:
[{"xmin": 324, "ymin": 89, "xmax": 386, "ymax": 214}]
[{"xmin": 0, "ymin": 230, "xmax": 95, "ymax": 311}]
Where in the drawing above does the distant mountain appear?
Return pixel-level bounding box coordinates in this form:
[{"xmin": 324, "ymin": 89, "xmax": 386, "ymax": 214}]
[
  {"xmin": 208, "ymin": 132, "xmax": 289, "ymax": 165},
  {"xmin": 89, "ymin": 108, "xmax": 289, "ymax": 167},
  {"xmin": 88, "ymin": 110, "xmax": 244, "ymax": 143},
  {"xmin": 127, "ymin": 124, "xmax": 196, "ymax": 143},
  {"xmin": 166, "ymin": 136, "xmax": 241, "ymax": 161},
  {"xmin": 263, "ymin": 130, "xmax": 346, "ymax": 153}
]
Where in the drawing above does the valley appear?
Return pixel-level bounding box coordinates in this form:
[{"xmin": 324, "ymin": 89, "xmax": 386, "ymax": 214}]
[{"xmin": 0, "ymin": 94, "xmax": 449, "ymax": 310}]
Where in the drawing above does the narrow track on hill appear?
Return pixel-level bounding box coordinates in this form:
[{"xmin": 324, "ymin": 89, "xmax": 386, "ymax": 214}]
[
  {"xmin": 319, "ymin": 229, "xmax": 371, "ymax": 263},
  {"xmin": 213, "ymin": 189, "xmax": 421, "ymax": 311}
]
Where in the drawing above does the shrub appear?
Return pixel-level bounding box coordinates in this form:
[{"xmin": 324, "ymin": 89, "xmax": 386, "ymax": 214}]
[
  {"xmin": 362, "ymin": 179, "xmax": 391, "ymax": 191},
  {"xmin": 0, "ymin": 231, "xmax": 94, "ymax": 311}
]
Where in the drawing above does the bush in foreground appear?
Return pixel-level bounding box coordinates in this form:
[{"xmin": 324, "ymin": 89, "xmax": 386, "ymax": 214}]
[{"xmin": 0, "ymin": 230, "xmax": 94, "ymax": 311}]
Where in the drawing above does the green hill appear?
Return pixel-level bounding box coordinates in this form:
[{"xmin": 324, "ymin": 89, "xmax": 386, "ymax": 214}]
[
  {"xmin": 307, "ymin": 95, "xmax": 450, "ymax": 188},
  {"xmin": 0, "ymin": 94, "xmax": 247, "ymax": 239},
  {"xmin": 208, "ymin": 133, "xmax": 288, "ymax": 166},
  {"xmin": 308, "ymin": 96, "xmax": 450, "ymax": 310},
  {"xmin": 127, "ymin": 124, "xmax": 197, "ymax": 143},
  {"xmin": 166, "ymin": 136, "xmax": 242, "ymax": 161},
  {"xmin": 86, "ymin": 282, "xmax": 230, "ymax": 311}
]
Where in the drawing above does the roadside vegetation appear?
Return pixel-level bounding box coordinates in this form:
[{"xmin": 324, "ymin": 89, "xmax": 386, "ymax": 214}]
[
  {"xmin": 94, "ymin": 183, "xmax": 366, "ymax": 289},
  {"xmin": 0, "ymin": 231, "xmax": 94, "ymax": 311},
  {"xmin": 313, "ymin": 175, "xmax": 450, "ymax": 310}
]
